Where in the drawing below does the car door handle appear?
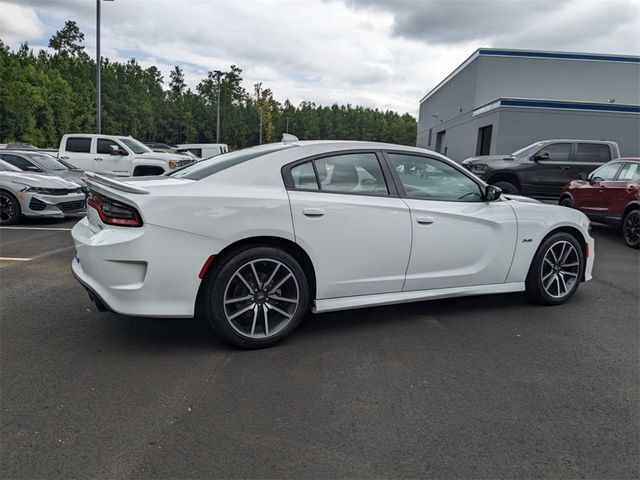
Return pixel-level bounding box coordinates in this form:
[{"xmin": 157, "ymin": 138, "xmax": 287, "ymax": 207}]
[
  {"xmin": 302, "ymin": 208, "xmax": 325, "ymax": 217},
  {"xmin": 94, "ymin": 157, "xmax": 103, "ymax": 161},
  {"xmin": 559, "ymin": 165, "xmax": 571, "ymax": 170},
  {"xmin": 416, "ymin": 216, "xmax": 435, "ymax": 225}
]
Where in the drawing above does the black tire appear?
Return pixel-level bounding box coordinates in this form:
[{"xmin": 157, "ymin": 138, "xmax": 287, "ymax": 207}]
[
  {"xmin": 559, "ymin": 196, "xmax": 574, "ymax": 208},
  {"xmin": 199, "ymin": 246, "xmax": 310, "ymax": 349},
  {"xmin": 492, "ymin": 181, "xmax": 519, "ymax": 195},
  {"xmin": 525, "ymin": 232, "xmax": 585, "ymax": 305},
  {"xmin": 622, "ymin": 209, "xmax": 640, "ymax": 249},
  {"xmin": 0, "ymin": 190, "xmax": 21, "ymax": 225}
]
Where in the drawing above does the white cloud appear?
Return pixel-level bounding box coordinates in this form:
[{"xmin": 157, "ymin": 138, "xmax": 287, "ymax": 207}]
[
  {"xmin": 0, "ymin": 1, "xmax": 46, "ymax": 46},
  {"xmin": 1, "ymin": 0, "xmax": 638, "ymax": 116}
]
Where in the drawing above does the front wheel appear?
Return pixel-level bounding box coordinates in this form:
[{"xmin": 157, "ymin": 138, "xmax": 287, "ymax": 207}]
[
  {"xmin": 622, "ymin": 210, "xmax": 640, "ymax": 249},
  {"xmin": 525, "ymin": 232, "xmax": 585, "ymax": 305},
  {"xmin": 200, "ymin": 246, "xmax": 310, "ymax": 348},
  {"xmin": 0, "ymin": 190, "xmax": 21, "ymax": 225}
]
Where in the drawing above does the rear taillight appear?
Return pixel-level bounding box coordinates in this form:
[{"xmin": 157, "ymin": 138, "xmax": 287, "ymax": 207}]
[{"xmin": 87, "ymin": 192, "xmax": 143, "ymax": 227}]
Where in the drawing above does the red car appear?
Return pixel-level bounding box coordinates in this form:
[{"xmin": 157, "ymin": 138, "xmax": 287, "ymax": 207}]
[{"xmin": 560, "ymin": 158, "xmax": 639, "ymax": 249}]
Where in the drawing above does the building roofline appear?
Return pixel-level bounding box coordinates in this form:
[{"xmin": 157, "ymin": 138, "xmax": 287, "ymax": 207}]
[{"xmin": 419, "ymin": 48, "xmax": 640, "ymax": 105}]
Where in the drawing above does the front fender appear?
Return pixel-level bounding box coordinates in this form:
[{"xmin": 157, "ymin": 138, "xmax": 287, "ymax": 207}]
[{"xmin": 506, "ymin": 202, "xmax": 593, "ymax": 283}]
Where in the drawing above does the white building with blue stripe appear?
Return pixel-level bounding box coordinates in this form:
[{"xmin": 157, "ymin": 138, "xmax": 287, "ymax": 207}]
[{"xmin": 417, "ymin": 49, "xmax": 640, "ymax": 161}]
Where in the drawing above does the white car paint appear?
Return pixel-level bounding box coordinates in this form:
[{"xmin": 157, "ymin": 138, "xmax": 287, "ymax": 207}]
[
  {"xmin": 0, "ymin": 160, "xmax": 86, "ymax": 221},
  {"xmin": 71, "ymin": 141, "xmax": 594, "ymax": 318}
]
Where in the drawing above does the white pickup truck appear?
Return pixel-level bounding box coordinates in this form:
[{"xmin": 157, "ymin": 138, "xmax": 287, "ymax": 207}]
[{"xmin": 58, "ymin": 134, "xmax": 195, "ymax": 176}]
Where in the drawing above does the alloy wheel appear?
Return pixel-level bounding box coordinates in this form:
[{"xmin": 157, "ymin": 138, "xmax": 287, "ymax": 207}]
[
  {"xmin": 540, "ymin": 240, "xmax": 580, "ymax": 299},
  {"xmin": 623, "ymin": 211, "xmax": 639, "ymax": 246},
  {"xmin": 0, "ymin": 193, "xmax": 15, "ymax": 222},
  {"xmin": 223, "ymin": 258, "xmax": 300, "ymax": 339}
]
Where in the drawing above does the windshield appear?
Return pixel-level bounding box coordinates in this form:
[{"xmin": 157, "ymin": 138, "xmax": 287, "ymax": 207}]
[
  {"xmin": 120, "ymin": 138, "xmax": 152, "ymax": 154},
  {"xmin": 27, "ymin": 153, "xmax": 69, "ymax": 171},
  {"xmin": 170, "ymin": 144, "xmax": 295, "ymax": 180},
  {"xmin": 512, "ymin": 142, "xmax": 545, "ymax": 157},
  {"xmin": 57, "ymin": 158, "xmax": 80, "ymax": 169}
]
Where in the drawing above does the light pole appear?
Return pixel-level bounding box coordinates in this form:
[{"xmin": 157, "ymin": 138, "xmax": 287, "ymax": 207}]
[
  {"xmin": 254, "ymin": 83, "xmax": 262, "ymax": 145},
  {"xmin": 96, "ymin": 0, "xmax": 114, "ymax": 134},
  {"xmin": 214, "ymin": 70, "xmax": 222, "ymax": 143}
]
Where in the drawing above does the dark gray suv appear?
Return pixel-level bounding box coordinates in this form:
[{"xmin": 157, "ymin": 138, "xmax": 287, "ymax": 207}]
[{"xmin": 462, "ymin": 140, "xmax": 621, "ymax": 197}]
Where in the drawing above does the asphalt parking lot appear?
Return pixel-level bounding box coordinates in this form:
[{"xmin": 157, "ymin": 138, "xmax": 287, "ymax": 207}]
[{"xmin": 1, "ymin": 217, "xmax": 638, "ymax": 479}]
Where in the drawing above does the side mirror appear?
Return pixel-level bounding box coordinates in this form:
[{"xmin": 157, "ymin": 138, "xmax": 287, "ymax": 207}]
[
  {"xmin": 533, "ymin": 152, "xmax": 549, "ymax": 162},
  {"xmin": 110, "ymin": 145, "xmax": 123, "ymax": 156},
  {"xmin": 485, "ymin": 184, "xmax": 502, "ymax": 201},
  {"xmin": 24, "ymin": 165, "xmax": 41, "ymax": 172}
]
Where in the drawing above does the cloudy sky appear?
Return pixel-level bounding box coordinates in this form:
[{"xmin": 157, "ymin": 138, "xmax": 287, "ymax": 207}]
[{"xmin": 1, "ymin": 0, "xmax": 639, "ymax": 115}]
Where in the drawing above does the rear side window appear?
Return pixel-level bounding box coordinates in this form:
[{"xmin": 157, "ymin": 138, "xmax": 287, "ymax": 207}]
[
  {"xmin": 575, "ymin": 143, "xmax": 611, "ymax": 162},
  {"xmin": 291, "ymin": 162, "xmax": 319, "ymax": 190},
  {"xmin": 618, "ymin": 162, "xmax": 640, "ymax": 181},
  {"xmin": 66, "ymin": 137, "xmax": 91, "ymax": 153},
  {"xmin": 314, "ymin": 153, "xmax": 388, "ymax": 195}
]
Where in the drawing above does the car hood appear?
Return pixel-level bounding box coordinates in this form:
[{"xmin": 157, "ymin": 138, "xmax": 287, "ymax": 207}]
[
  {"xmin": 0, "ymin": 172, "xmax": 80, "ymax": 188},
  {"xmin": 42, "ymin": 170, "xmax": 86, "ymax": 185},
  {"xmin": 463, "ymin": 155, "xmax": 514, "ymax": 164},
  {"xmin": 503, "ymin": 194, "xmax": 541, "ymax": 204}
]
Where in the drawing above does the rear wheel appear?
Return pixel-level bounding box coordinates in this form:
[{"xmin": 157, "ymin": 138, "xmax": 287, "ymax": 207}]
[
  {"xmin": 525, "ymin": 232, "xmax": 584, "ymax": 305},
  {"xmin": 200, "ymin": 246, "xmax": 310, "ymax": 348},
  {"xmin": 0, "ymin": 190, "xmax": 21, "ymax": 225},
  {"xmin": 622, "ymin": 210, "xmax": 640, "ymax": 249},
  {"xmin": 492, "ymin": 181, "xmax": 519, "ymax": 195}
]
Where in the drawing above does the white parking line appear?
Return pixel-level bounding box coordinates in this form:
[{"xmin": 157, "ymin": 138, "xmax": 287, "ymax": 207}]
[
  {"xmin": 0, "ymin": 226, "xmax": 72, "ymax": 231},
  {"xmin": 0, "ymin": 257, "xmax": 32, "ymax": 262}
]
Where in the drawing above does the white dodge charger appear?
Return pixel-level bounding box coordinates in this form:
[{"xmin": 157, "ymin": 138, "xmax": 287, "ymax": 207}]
[{"xmin": 72, "ymin": 140, "xmax": 594, "ymax": 348}]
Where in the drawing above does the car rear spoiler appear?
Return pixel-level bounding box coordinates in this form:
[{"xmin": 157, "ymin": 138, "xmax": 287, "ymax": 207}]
[{"xmin": 85, "ymin": 172, "xmax": 150, "ymax": 194}]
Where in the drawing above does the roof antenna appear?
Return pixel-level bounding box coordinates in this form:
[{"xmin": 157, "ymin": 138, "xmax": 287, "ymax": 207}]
[{"xmin": 282, "ymin": 133, "xmax": 299, "ymax": 143}]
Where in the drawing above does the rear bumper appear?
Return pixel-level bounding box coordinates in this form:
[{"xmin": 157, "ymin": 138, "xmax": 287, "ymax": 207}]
[{"xmin": 71, "ymin": 217, "xmax": 221, "ymax": 318}]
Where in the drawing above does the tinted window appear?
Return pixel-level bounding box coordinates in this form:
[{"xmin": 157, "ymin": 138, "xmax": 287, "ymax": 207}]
[
  {"xmin": 617, "ymin": 162, "xmax": 640, "ymax": 181},
  {"xmin": 314, "ymin": 153, "xmax": 388, "ymax": 195},
  {"xmin": 0, "ymin": 154, "xmax": 36, "ymax": 171},
  {"xmin": 97, "ymin": 138, "xmax": 123, "ymax": 154},
  {"xmin": 591, "ymin": 163, "xmax": 621, "ymax": 181},
  {"xmin": 291, "ymin": 162, "xmax": 319, "ymax": 190},
  {"xmin": 171, "ymin": 144, "xmax": 294, "ymax": 180},
  {"xmin": 65, "ymin": 137, "xmax": 91, "ymax": 153},
  {"xmin": 575, "ymin": 143, "xmax": 611, "ymax": 163},
  {"xmin": 0, "ymin": 159, "xmax": 21, "ymax": 172},
  {"xmin": 536, "ymin": 143, "xmax": 570, "ymax": 161},
  {"xmin": 389, "ymin": 153, "xmax": 483, "ymax": 202}
]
